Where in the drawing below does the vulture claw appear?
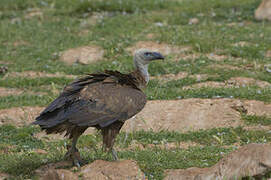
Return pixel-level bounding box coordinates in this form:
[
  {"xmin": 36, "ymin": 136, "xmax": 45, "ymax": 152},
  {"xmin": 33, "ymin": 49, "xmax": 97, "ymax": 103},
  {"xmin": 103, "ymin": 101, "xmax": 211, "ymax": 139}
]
[
  {"xmin": 75, "ymin": 161, "xmax": 81, "ymax": 168},
  {"xmin": 65, "ymin": 147, "xmax": 84, "ymax": 167},
  {"xmin": 111, "ymin": 148, "xmax": 119, "ymax": 161}
]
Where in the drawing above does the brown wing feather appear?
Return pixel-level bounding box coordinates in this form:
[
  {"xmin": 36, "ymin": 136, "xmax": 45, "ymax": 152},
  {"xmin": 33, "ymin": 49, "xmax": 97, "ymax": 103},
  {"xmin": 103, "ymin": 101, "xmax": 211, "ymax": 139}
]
[{"xmin": 33, "ymin": 71, "xmax": 146, "ymax": 130}]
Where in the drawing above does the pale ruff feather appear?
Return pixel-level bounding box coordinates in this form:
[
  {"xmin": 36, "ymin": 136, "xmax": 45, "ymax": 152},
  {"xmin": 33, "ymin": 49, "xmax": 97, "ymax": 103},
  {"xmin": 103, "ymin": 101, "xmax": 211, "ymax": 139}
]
[{"xmin": 133, "ymin": 55, "xmax": 149, "ymax": 84}]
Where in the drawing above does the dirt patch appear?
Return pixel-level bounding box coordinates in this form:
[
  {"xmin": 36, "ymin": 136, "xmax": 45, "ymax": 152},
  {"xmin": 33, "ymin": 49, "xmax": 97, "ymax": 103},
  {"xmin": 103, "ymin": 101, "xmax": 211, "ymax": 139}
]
[
  {"xmin": 150, "ymin": 72, "xmax": 189, "ymax": 81},
  {"xmin": 0, "ymin": 61, "xmax": 11, "ymax": 65},
  {"xmin": 227, "ymin": 77, "xmax": 271, "ymax": 88},
  {"xmin": 3, "ymin": 71, "xmax": 76, "ymax": 79},
  {"xmin": 206, "ymin": 53, "xmax": 228, "ymax": 61},
  {"xmin": 37, "ymin": 160, "xmax": 144, "ymax": 180},
  {"xmin": 81, "ymin": 160, "xmax": 144, "ymax": 179},
  {"xmin": 189, "ymin": 74, "xmax": 210, "ymax": 82},
  {"xmin": 13, "ymin": 40, "xmax": 29, "ymax": 47},
  {"xmin": 233, "ymin": 41, "xmax": 251, "ymax": 47},
  {"xmin": 183, "ymin": 81, "xmax": 225, "ymax": 90},
  {"xmin": 34, "ymin": 149, "xmax": 48, "ymax": 155},
  {"xmin": 122, "ymin": 99, "xmax": 243, "ymax": 132},
  {"xmin": 178, "ymin": 52, "xmax": 200, "ymax": 60},
  {"xmin": 243, "ymin": 125, "xmax": 271, "ymax": 131},
  {"xmin": 60, "ymin": 45, "xmax": 104, "ymax": 65},
  {"xmin": 0, "ymin": 173, "xmax": 10, "ymax": 180},
  {"xmin": 183, "ymin": 77, "xmax": 271, "ymax": 89},
  {"xmin": 122, "ymin": 98, "xmax": 271, "ymax": 132},
  {"xmin": 165, "ymin": 143, "xmax": 271, "ymax": 179},
  {"xmin": 242, "ymin": 100, "xmax": 271, "ymax": 116},
  {"xmin": 0, "ymin": 87, "xmax": 46, "ymax": 97},
  {"xmin": 146, "ymin": 33, "xmax": 156, "ymax": 39},
  {"xmin": 80, "ymin": 12, "xmax": 109, "ymax": 28},
  {"xmin": 0, "ymin": 87, "xmax": 24, "ymax": 97},
  {"xmin": 34, "ymin": 131, "xmax": 66, "ymax": 141},
  {"xmin": 150, "ymin": 73, "xmax": 211, "ymax": 82},
  {"xmin": 126, "ymin": 41, "xmax": 191, "ymax": 56},
  {"xmin": 0, "ymin": 106, "xmax": 43, "ymax": 126},
  {"xmin": 24, "ymin": 8, "xmax": 43, "ymax": 19},
  {"xmin": 207, "ymin": 64, "xmax": 241, "ymax": 70},
  {"xmin": 123, "ymin": 141, "xmax": 200, "ymax": 151},
  {"xmin": 255, "ymin": 0, "xmax": 271, "ymax": 21}
]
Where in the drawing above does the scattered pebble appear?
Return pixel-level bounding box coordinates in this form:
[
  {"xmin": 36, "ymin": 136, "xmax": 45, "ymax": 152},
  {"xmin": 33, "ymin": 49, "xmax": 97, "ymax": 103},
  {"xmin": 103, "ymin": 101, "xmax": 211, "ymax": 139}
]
[{"xmin": 189, "ymin": 18, "xmax": 199, "ymax": 25}]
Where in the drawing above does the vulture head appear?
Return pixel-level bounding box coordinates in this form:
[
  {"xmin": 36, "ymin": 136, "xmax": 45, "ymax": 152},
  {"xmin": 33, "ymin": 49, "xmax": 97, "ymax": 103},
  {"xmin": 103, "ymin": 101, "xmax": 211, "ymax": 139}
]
[{"xmin": 133, "ymin": 49, "xmax": 164, "ymax": 83}]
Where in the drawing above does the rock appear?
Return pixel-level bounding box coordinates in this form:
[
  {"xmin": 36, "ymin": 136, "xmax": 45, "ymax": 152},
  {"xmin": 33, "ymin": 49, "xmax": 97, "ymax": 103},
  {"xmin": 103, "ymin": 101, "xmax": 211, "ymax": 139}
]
[
  {"xmin": 165, "ymin": 143, "xmax": 271, "ymax": 180},
  {"xmin": 60, "ymin": 46, "xmax": 104, "ymax": 65},
  {"xmin": 40, "ymin": 169, "xmax": 77, "ymax": 180},
  {"xmin": 189, "ymin": 18, "xmax": 199, "ymax": 25},
  {"xmin": 265, "ymin": 64, "xmax": 271, "ymax": 73},
  {"xmin": 0, "ymin": 106, "xmax": 44, "ymax": 126},
  {"xmin": 0, "ymin": 66, "xmax": 8, "ymax": 75},
  {"xmin": 255, "ymin": 0, "xmax": 271, "ymax": 21},
  {"xmin": 80, "ymin": 160, "xmax": 144, "ymax": 180}
]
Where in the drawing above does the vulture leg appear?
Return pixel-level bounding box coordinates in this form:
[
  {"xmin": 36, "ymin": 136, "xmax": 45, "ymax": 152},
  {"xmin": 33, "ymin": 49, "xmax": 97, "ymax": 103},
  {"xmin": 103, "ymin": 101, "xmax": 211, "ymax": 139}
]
[
  {"xmin": 64, "ymin": 127, "xmax": 86, "ymax": 167},
  {"xmin": 101, "ymin": 121, "xmax": 124, "ymax": 161}
]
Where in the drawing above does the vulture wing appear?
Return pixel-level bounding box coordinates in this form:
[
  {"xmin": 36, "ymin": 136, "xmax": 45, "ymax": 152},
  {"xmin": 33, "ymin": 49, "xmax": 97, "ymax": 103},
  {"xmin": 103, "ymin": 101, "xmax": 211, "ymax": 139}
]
[{"xmin": 34, "ymin": 71, "xmax": 146, "ymax": 129}]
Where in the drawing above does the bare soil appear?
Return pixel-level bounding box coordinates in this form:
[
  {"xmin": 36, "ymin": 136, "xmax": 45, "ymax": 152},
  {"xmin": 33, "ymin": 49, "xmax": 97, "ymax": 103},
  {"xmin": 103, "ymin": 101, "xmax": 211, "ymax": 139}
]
[
  {"xmin": 4, "ymin": 71, "xmax": 76, "ymax": 79},
  {"xmin": 0, "ymin": 106, "xmax": 43, "ymax": 126},
  {"xmin": 183, "ymin": 77, "xmax": 271, "ymax": 89},
  {"xmin": 60, "ymin": 45, "xmax": 104, "ymax": 65},
  {"xmin": 122, "ymin": 98, "xmax": 271, "ymax": 132}
]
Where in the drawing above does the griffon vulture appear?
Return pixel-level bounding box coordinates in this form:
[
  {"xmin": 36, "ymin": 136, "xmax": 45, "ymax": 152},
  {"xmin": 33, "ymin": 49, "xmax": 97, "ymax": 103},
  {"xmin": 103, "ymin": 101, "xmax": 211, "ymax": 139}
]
[{"xmin": 33, "ymin": 49, "xmax": 164, "ymax": 166}]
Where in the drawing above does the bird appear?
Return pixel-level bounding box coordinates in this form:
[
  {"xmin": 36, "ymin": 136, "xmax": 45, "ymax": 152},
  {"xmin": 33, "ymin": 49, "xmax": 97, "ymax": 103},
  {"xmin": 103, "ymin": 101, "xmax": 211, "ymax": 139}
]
[{"xmin": 32, "ymin": 49, "xmax": 164, "ymax": 167}]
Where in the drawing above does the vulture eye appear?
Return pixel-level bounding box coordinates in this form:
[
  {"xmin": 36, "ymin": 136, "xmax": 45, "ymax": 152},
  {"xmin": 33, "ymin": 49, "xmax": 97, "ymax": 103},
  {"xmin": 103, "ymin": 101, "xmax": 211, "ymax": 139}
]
[{"xmin": 144, "ymin": 52, "xmax": 153, "ymax": 57}]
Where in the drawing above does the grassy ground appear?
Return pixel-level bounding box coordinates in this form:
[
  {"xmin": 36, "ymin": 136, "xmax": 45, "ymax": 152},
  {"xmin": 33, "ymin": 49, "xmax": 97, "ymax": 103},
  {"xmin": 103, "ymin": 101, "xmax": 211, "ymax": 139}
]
[{"xmin": 0, "ymin": 0, "xmax": 271, "ymax": 179}]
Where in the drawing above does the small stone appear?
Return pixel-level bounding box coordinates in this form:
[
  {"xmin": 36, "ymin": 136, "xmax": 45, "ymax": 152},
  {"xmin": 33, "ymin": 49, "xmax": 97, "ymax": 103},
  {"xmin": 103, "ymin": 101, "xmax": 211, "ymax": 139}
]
[
  {"xmin": 0, "ymin": 66, "xmax": 8, "ymax": 74},
  {"xmin": 189, "ymin": 18, "xmax": 199, "ymax": 25},
  {"xmin": 34, "ymin": 149, "xmax": 48, "ymax": 155},
  {"xmin": 265, "ymin": 50, "xmax": 271, "ymax": 58}
]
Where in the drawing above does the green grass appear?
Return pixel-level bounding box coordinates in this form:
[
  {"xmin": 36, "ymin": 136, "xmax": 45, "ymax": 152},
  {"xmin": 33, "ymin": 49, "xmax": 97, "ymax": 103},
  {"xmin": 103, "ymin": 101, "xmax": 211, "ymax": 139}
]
[
  {"xmin": 242, "ymin": 114, "xmax": 271, "ymax": 126},
  {"xmin": 1, "ymin": 125, "xmax": 271, "ymax": 179},
  {"xmin": 0, "ymin": 0, "xmax": 271, "ymax": 179}
]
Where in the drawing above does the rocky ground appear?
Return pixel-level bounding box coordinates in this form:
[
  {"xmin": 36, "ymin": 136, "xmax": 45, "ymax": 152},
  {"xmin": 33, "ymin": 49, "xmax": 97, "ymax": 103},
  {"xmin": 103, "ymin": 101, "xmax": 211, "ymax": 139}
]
[{"xmin": 1, "ymin": 0, "xmax": 271, "ymax": 179}]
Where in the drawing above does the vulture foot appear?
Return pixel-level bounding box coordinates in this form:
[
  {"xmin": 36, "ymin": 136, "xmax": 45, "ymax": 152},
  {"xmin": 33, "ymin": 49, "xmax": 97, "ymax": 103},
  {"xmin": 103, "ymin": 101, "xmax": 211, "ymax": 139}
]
[
  {"xmin": 65, "ymin": 146, "xmax": 84, "ymax": 167},
  {"xmin": 111, "ymin": 148, "xmax": 119, "ymax": 161}
]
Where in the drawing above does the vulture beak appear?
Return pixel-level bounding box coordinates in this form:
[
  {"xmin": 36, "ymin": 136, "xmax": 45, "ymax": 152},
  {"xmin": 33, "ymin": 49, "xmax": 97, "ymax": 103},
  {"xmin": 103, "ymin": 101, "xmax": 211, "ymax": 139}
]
[{"xmin": 151, "ymin": 52, "xmax": 165, "ymax": 61}]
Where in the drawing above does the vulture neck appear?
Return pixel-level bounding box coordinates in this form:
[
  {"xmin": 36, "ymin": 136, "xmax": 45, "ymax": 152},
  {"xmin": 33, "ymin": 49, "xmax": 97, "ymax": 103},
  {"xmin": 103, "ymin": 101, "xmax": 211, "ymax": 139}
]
[{"xmin": 131, "ymin": 60, "xmax": 149, "ymax": 89}]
